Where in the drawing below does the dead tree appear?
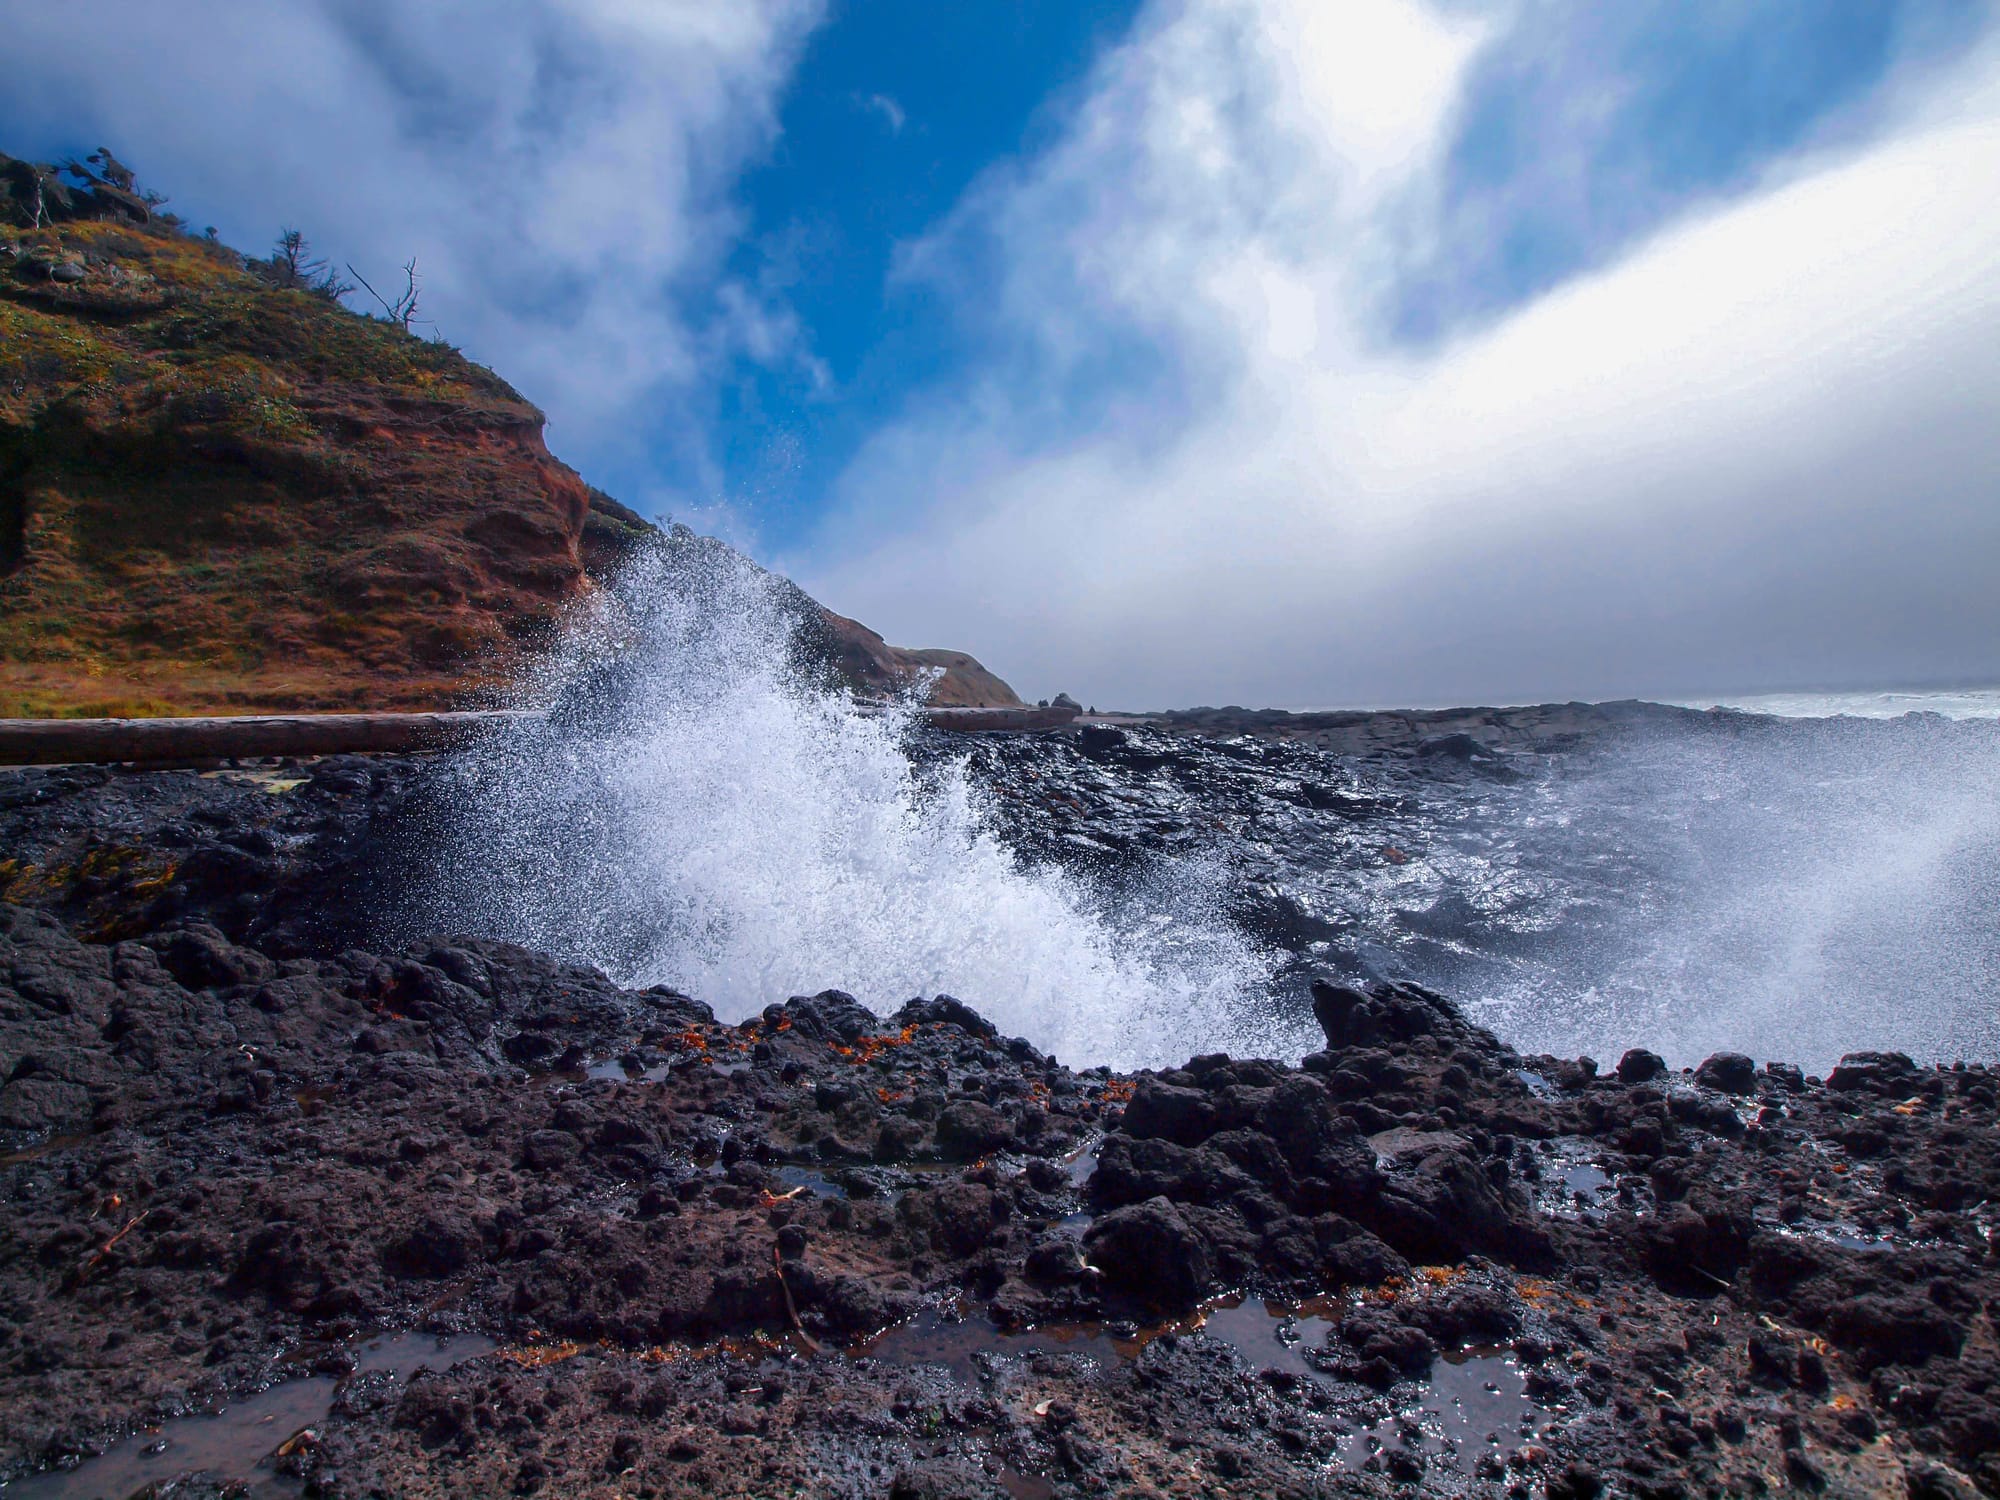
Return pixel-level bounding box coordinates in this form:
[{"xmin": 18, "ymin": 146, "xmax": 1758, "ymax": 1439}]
[
  {"xmin": 263, "ymin": 229, "xmax": 352, "ymax": 301},
  {"xmin": 347, "ymin": 257, "xmax": 424, "ymax": 331}
]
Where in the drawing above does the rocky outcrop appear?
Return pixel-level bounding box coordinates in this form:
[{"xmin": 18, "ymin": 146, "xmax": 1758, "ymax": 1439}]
[
  {"xmin": 5, "ymin": 755, "xmax": 1999, "ymax": 1498},
  {"xmin": 815, "ymin": 611, "xmax": 1024, "ymax": 708}
]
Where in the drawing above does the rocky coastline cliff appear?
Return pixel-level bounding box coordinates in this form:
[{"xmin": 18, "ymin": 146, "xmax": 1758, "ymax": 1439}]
[{"xmin": 0, "ymin": 150, "xmax": 1017, "ymax": 719}]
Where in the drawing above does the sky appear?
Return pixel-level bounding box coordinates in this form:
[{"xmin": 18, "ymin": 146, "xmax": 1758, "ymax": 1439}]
[{"xmin": 4, "ymin": 0, "xmax": 1997, "ymax": 708}]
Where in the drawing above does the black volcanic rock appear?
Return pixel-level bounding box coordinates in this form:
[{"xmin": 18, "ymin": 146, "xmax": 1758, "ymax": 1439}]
[{"xmin": 3, "ymin": 749, "xmax": 2000, "ymax": 1500}]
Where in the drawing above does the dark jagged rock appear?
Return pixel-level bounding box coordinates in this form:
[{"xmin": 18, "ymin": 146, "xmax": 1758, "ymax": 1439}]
[
  {"xmin": 1614, "ymin": 1046, "xmax": 1667, "ymax": 1083},
  {"xmin": 2, "ymin": 751, "xmax": 1999, "ymax": 1500},
  {"xmin": 1694, "ymin": 1050, "xmax": 1757, "ymax": 1094}
]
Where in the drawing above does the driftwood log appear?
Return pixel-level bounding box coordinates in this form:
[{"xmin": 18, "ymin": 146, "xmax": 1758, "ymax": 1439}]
[
  {"xmin": 0, "ymin": 705, "xmax": 1079, "ymax": 767},
  {"xmin": 0, "ymin": 712, "xmax": 536, "ymax": 767}
]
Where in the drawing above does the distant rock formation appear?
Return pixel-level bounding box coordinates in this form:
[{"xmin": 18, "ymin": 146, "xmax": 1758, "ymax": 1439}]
[{"xmin": 814, "ymin": 612, "xmax": 1023, "ymax": 708}]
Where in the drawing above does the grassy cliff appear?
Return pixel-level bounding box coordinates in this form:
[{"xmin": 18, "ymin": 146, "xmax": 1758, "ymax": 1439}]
[
  {"xmin": 0, "ymin": 151, "xmax": 1019, "ymax": 717},
  {"xmin": 0, "ymin": 155, "xmax": 640, "ymax": 715}
]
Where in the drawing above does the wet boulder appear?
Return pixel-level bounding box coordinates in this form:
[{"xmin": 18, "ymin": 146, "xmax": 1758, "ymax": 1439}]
[
  {"xmin": 1083, "ymin": 1197, "xmax": 1212, "ymax": 1313},
  {"xmin": 1309, "ymin": 1214, "xmax": 1407, "ymax": 1287},
  {"xmin": 382, "ymin": 1214, "xmax": 480, "ymax": 1278},
  {"xmin": 1827, "ymin": 1052, "xmax": 1920, "ymax": 1095},
  {"xmin": 1615, "ymin": 1048, "xmax": 1667, "ymax": 1084},
  {"xmin": 1637, "ymin": 1197, "xmax": 1755, "ymax": 1291},
  {"xmin": 1077, "ymin": 724, "xmax": 1128, "ymax": 758},
  {"xmin": 775, "ymin": 989, "xmax": 878, "ymax": 1045},
  {"xmin": 1120, "ymin": 1077, "xmax": 1217, "ymax": 1146},
  {"xmin": 894, "ymin": 994, "xmax": 996, "ymax": 1038},
  {"xmin": 1309, "ymin": 978, "xmax": 1464, "ymax": 1050},
  {"xmin": 521, "ymin": 1129, "xmax": 583, "ymax": 1172},
  {"xmin": 1025, "ymin": 1236, "xmax": 1091, "ymax": 1284},
  {"xmin": 501, "ymin": 1029, "xmax": 561, "ymax": 1066},
  {"xmin": 1258, "ymin": 1077, "xmax": 1379, "ymax": 1201},
  {"xmin": 147, "ymin": 924, "xmax": 274, "ymax": 990},
  {"xmin": 1694, "ymin": 1052, "xmax": 1757, "ymax": 1094},
  {"xmin": 935, "ymin": 1099, "xmax": 1013, "ymax": 1159},
  {"xmin": 904, "ymin": 1181, "xmax": 1007, "ymax": 1257},
  {"xmin": 1826, "ymin": 1295, "xmax": 1963, "ymax": 1370},
  {"xmin": 1090, "ymin": 1134, "xmax": 1256, "ymax": 1209},
  {"xmin": 1416, "ymin": 731, "xmax": 1490, "ymax": 761},
  {"xmin": 1334, "ymin": 1306, "xmax": 1438, "ymax": 1386},
  {"xmin": 1364, "ymin": 1128, "xmax": 1550, "ymax": 1267}
]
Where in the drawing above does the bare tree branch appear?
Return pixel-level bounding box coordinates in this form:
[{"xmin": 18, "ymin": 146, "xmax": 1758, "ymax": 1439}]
[{"xmin": 346, "ymin": 257, "xmax": 424, "ymax": 332}]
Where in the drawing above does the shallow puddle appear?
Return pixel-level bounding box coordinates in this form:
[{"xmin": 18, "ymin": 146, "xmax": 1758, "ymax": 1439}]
[
  {"xmin": 4, "ymin": 1378, "xmax": 335, "ymax": 1499},
  {"xmin": 4, "ymin": 1334, "xmax": 495, "ymax": 1499},
  {"xmin": 855, "ymin": 1291, "xmax": 1346, "ymax": 1389},
  {"xmin": 1195, "ymin": 1295, "xmax": 1341, "ymax": 1383},
  {"xmin": 774, "ymin": 1164, "xmax": 848, "ymax": 1199},
  {"xmin": 349, "ymin": 1330, "xmax": 499, "ymax": 1378},
  {"xmin": 1530, "ymin": 1138, "xmax": 1616, "ymax": 1218},
  {"xmin": 1063, "ymin": 1134, "xmax": 1101, "ymax": 1187},
  {"xmin": 851, "ymin": 1308, "xmax": 1129, "ymax": 1382},
  {"xmin": 1335, "ymin": 1348, "xmax": 1543, "ymax": 1469}
]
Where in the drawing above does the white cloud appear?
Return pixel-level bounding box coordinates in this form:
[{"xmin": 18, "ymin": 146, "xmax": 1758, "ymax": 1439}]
[
  {"xmin": 4, "ymin": 0, "xmax": 823, "ymax": 494},
  {"xmin": 798, "ymin": 0, "xmax": 2000, "ymax": 708},
  {"xmin": 860, "ymin": 93, "xmax": 908, "ymax": 135}
]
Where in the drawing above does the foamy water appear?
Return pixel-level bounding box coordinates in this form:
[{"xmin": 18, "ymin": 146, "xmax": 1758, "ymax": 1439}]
[
  {"xmin": 433, "ymin": 543, "xmax": 1998, "ymax": 1074},
  {"xmin": 1672, "ymin": 685, "xmax": 2000, "ymax": 720},
  {"xmin": 1451, "ymin": 717, "xmax": 2000, "ymax": 1071},
  {"xmin": 437, "ymin": 544, "xmax": 1271, "ymax": 1069}
]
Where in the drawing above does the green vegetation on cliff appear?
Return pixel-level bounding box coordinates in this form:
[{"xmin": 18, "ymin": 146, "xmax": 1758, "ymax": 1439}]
[
  {"xmin": 0, "ymin": 151, "xmax": 606, "ymax": 716},
  {"xmin": 0, "ymin": 149, "xmax": 1019, "ymax": 716}
]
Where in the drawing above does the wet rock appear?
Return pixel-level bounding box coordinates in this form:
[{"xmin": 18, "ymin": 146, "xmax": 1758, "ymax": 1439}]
[
  {"xmin": 1024, "ymin": 1236, "xmax": 1088, "ymax": 1284},
  {"xmin": 1827, "ymin": 1051, "xmax": 1919, "ymax": 1094},
  {"xmin": 147, "ymin": 925, "xmax": 274, "ymax": 990},
  {"xmin": 1084, "ymin": 1197, "xmax": 1212, "ymax": 1312},
  {"xmin": 5, "ymin": 741, "xmax": 2000, "ymax": 1500},
  {"xmin": 1310, "ymin": 978, "xmax": 1458, "ymax": 1048},
  {"xmin": 1120, "ymin": 1077, "xmax": 1217, "ymax": 1146},
  {"xmin": 1616, "ymin": 1048, "xmax": 1667, "ymax": 1084},
  {"xmin": 1366, "ymin": 1127, "xmax": 1548, "ymax": 1266},
  {"xmin": 1693, "ymin": 1052, "xmax": 1756, "ymax": 1094},
  {"xmin": 1546, "ymin": 1460, "xmax": 1605, "ymax": 1500},
  {"xmin": 502, "ymin": 1030, "xmax": 561, "ymax": 1065},
  {"xmin": 382, "ymin": 1214, "xmax": 480, "ymax": 1278},
  {"xmin": 934, "ymin": 1100, "xmax": 1012, "ymax": 1159},
  {"xmin": 521, "ymin": 1130, "xmax": 583, "ymax": 1171},
  {"xmin": 894, "ymin": 994, "xmax": 995, "ymax": 1038},
  {"xmin": 1417, "ymin": 731, "xmax": 1491, "ymax": 760},
  {"xmin": 1336, "ymin": 1307, "xmax": 1437, "ymax": 1385},
  {"xmin": 1826, "ymin": 1295, "xmax": 1963, "ymax": 1370},
  {"xmin": 1763, "ymin": 1060, "xmax": 1805, "ymax": 1092}
]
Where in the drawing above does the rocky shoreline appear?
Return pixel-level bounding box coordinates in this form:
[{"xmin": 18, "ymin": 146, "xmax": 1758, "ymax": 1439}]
[{"xmin": 2, "ymin": 740, "xmax": 1997, "ymax": 1498}]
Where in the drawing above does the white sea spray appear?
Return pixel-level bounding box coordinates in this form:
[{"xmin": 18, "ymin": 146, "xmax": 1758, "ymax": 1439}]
[{"xmin": 437, "ymin": 543, "xmax": 1273, "ymax": 1070}]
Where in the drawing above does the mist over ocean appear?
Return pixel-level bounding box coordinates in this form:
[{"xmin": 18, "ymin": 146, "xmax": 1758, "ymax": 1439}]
[{"xmin": 431, "ymin": 559, "xmax": 2000, "ymax": 1076}]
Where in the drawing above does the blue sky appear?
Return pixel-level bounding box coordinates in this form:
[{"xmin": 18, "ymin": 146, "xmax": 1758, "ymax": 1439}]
[
  {"xmin": 704, "ymin": 0, "xmax": 1147, "ymax": 538},
  {"xmin": 703, "ymin": 0, "xmax": 1986, "ymax": 546},
  {"xmin": 4, "ymin": 0, "xmax": 1997, "ymax": 705}
]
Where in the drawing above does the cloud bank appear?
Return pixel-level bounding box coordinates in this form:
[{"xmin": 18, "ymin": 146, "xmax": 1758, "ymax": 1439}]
[
  {"xmin": 797, "ymin": 0, "xmax": 2000, "ymax": 708},
  {"xmin": 4, "ymin": 0, "xmax": 821, "ymax": 494}
]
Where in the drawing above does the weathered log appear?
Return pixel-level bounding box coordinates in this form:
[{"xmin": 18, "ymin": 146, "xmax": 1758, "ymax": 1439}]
[
  {"xmin": 0, "ymin": 712, "xmax": 535, "ymax": 767},
  {"xmin": 0, "ymin": 703, "xmax": 1079, "ymax": 767},
  {"xmin": 922, "ymin": 704, "xmax": 1080, "ymax": 732}
]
